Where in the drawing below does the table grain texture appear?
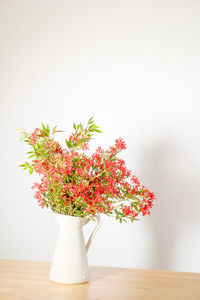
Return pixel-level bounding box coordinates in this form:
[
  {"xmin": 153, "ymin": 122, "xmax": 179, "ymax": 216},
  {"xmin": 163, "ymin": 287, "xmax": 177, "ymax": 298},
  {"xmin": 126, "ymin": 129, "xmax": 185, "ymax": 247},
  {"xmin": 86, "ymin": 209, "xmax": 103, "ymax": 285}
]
[{"xmin": 0, "ymin": 259, "xmax": 200, "ymax": 300}]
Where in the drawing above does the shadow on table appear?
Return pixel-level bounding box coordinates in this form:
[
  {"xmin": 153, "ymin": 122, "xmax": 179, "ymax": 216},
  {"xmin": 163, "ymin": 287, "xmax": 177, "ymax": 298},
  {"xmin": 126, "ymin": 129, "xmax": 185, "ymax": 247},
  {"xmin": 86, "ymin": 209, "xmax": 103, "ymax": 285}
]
[{"xmin": 89, "ymin": 265, "xmax": 126, "ymax": 282}]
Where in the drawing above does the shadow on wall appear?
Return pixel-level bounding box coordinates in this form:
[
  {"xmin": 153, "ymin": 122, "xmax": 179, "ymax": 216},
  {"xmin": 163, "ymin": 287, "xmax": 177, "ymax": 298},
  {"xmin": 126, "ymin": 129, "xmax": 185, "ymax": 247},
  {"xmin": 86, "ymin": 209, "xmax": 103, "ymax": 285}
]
[{"xmin": 138, "ymin": 135, "xmax": 200, "ymax": 272}]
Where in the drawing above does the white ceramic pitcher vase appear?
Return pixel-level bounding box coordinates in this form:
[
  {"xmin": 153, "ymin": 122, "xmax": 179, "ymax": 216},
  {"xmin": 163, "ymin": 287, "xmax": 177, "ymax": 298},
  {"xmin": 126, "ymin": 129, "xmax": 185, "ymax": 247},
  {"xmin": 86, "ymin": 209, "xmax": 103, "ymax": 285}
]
[{"xmin": 49, "ymin": 213, "xmax": 101, "ymax": 284}]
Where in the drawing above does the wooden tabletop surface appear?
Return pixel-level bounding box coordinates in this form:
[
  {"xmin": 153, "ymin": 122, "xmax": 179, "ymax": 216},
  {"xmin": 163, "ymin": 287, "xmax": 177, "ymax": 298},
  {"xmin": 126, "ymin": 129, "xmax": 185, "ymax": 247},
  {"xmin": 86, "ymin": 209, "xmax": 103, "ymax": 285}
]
[{"xmin": 0, "ymin": 259, "xmax": 200, "ymax": 300}]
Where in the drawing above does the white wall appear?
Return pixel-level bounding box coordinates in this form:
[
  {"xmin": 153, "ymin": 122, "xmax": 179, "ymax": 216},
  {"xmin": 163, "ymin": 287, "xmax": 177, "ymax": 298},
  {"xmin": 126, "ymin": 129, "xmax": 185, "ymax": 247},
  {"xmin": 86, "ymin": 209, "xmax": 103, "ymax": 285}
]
[{"xmin": 1, "ymin": 0, "xmax": 200, "ymax": 273}]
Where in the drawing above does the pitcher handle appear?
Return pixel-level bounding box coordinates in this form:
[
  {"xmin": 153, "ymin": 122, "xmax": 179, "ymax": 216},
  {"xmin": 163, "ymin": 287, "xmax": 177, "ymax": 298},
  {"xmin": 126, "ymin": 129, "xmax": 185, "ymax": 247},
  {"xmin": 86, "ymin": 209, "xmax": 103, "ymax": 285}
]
[{"xmin": 84, "ymin": 214, "xmax": 101, "ymax": 253}]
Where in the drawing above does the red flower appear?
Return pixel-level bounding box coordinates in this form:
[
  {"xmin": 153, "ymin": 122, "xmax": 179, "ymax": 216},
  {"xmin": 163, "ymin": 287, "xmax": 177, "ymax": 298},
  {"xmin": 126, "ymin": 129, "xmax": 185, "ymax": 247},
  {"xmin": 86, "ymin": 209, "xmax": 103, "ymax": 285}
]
[
  {"xmin": 30, "ymin": 128, "xmax": 39, "ymax": 145},
  {"xmin": 115, "ymin": 138, "xmax": 127, "ymax": 150},
  {"xmin": 21, "ymin": 120, "xmax": 155, "ymax": 222}
]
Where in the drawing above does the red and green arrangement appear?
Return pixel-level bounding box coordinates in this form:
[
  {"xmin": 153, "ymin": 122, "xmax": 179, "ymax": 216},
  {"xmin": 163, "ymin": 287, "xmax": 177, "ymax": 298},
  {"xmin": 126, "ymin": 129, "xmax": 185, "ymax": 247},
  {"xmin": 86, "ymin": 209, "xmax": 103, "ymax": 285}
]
[{"xmin": 20, "ymin": 118, "xmax": 155, "ymax": 222}]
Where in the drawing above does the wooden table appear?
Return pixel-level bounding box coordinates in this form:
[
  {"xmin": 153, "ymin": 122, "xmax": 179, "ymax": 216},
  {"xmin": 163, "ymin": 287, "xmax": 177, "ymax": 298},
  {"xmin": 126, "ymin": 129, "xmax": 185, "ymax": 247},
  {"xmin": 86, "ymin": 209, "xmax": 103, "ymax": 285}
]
[{"xmin": 0, "ymin": 260, "xmax": 200, "ymax": 300}]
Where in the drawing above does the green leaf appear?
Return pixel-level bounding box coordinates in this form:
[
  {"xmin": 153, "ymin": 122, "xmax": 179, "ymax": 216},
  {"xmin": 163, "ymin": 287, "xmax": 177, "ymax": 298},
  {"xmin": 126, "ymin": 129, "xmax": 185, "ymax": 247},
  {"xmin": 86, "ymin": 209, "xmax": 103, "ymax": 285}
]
[
  {"xmin": 29, "ymin": 168, "xmax": 33, "ymax": 175},
  {"xmin": 19, "ymin": 130, "xmax": 29, "ymax": 141},
  {"xmin": 65, "ymin": 139, "xmax": 73, "ymax": 149},
  {"xmin": 74, "ymin": 210, "xmax": 83, "ymax": 216},
  {"xmin": 88, "ymin": 117, "xmax": 94, "ymax": 124},
  {"xmin": 46, "ymin": 123, "xmax": 50, "ymax": 134},
  {"xmin": 42, "ymin": 123, "xmax": 46, "ymax": 131},
  {"xmin": 19, "ymin": 164, "xmax": 27, "ymax": 168},
  {"xmin": 94, "ymin": 128, "xmax": 102, "ymax": 133}
]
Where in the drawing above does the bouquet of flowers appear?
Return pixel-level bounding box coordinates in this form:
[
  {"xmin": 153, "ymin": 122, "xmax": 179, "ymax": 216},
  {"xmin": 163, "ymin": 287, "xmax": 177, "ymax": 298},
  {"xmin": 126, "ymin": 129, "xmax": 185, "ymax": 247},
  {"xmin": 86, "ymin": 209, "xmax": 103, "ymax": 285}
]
[{"xmin": 20, "ymin": 118, "xmax": 155, "ymax": 222}]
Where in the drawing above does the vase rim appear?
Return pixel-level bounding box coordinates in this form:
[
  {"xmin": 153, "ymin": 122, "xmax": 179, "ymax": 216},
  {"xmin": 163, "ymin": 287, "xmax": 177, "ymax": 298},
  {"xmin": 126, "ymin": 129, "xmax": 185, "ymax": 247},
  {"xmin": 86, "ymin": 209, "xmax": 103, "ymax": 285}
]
[{"xmin": 50, "ymin": 211, "xmax": 85, "ymax": 220}]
